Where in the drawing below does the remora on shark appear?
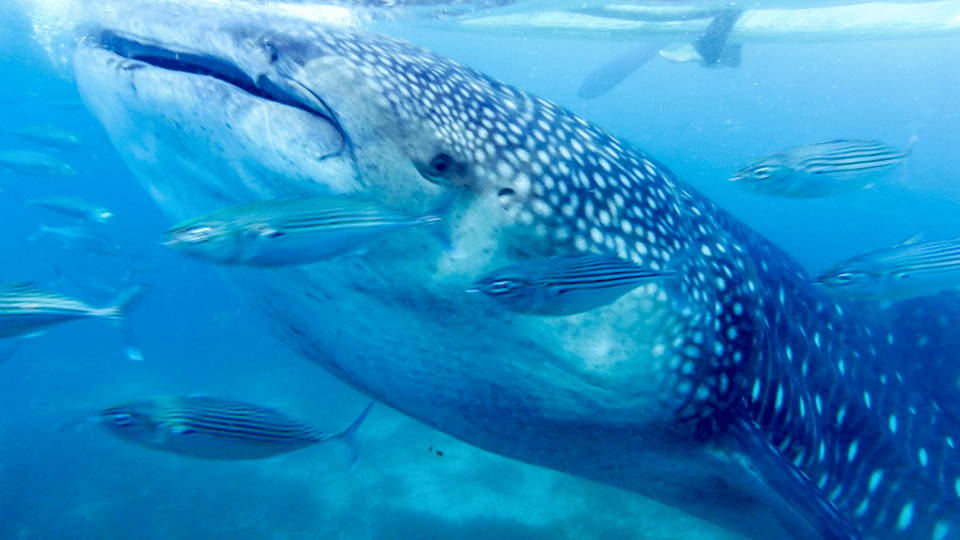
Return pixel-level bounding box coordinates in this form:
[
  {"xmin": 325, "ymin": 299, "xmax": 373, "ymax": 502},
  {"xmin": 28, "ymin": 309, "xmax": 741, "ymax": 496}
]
[{"xmin": 72, "ymin": 3, "xmax": 960, "ymax": 539}]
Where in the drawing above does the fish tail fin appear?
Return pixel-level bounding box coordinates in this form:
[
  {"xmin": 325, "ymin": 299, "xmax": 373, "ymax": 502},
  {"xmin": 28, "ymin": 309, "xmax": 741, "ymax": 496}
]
[
  {"xmin": 0, "ymin": 339, "xmax": 21, "ymax": 365},
  {"xmin": 906, "ymin": 134, "xmax": 919, "ymax": 153},
  {"xmin": 664, "ymin": 242, "xmax": 703, "ymax": 276},
  {"xmin": 49, "ymin": 408, "xmax": 101, "ymax": 436},
  {"xmin": 28, "ymin": 221, "xmax": 50, "ymax": 242},
  {"xmin": 99, "ymin": 284, "xmax": 152, "ymax": 319},
  {"xmin": 333, "ymin": 402, "xmax": 374, "ymax": 469},
  {"xmin": 12, "ymin": 190, "xmax": 28, "ymax": 214},
  {"xmin": 96, "ymin": 284, "xmax": 151, "ymax": 362},
  {"xmin": 418, "ymin": 188, "xmax": 461, "ymax": 224},
  {"xmin": 901, "ymin": 134, "xmax": 918, "ymax": 185},
  {"xmin": 419, "ymin": 189, "xmax": 465, "ymax": 259},
  {"xmin": 47, "ymin": 267, "xmax": 66, "ymax": 289}
]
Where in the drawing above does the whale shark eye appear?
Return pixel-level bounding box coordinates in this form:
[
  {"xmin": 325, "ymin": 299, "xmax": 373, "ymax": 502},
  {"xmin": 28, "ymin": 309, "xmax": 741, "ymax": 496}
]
[
  {"xmin": 429, "ymin": 153, "xmax": 453, "ymax": 175},
  {"xmin": 415, "ymin": 152, "xmax": 468, "ymax": 186}
]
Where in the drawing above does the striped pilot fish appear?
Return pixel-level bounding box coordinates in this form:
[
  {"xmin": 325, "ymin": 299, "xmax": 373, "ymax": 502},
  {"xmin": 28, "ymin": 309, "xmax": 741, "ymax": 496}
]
[
  {"xmin": 98, "ymin": 396, "xmax": 372, "ymax": 460},
  {"xmin": 470, "ymin": 253, "xmax": 676, "ymax": 315},
  {"xmin": 25, "ymin": 195, "xmax": 113, "ymax": 224},
  {"xmin": 730, "ymin": 139, "xmax": 910, "ymax": 198},
  {"xmin": 163, "ymin": 195, "xmax": 450, "ymax": 267},
  {"xmin": 32, "ymin": 223, "xmax": 121, "ymax": 256},
  {"xmin": 2, "ymin": 124, "xmax": 84, "ymax": 148},
  {"xmin": 816, "ymin": 234, "xmax": 960, "ymax": 301},
  {"xmin": 0, "ymin": 149, "xmax": 77, "ymax": 176},
  {"xmin": 0, "ymin": 282, "xmax": 148, "ymax": 339}
]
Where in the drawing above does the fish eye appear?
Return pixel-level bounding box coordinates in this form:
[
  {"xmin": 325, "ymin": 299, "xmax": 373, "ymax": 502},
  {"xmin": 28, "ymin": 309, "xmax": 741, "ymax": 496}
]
[
  {"xmin": 488, "ymin": 279, "xmax": 519, "ymax": 294},
  {"xmin": 179, "ymin": 226, "xmax": 215, "ymax": 243},
  {"xmin": 831, "ymin": 272, "xmax": 862, "ymax": 285},
  {"xmin": 253, "ymin": 225, "xmax": 284, "ymax": 239},
  {"xmin": 751, "ymin": 167, "xmax": 773, "ymax": 180},
  {"xmin": 170, "ymin": 424, "xmax": 197, "ymax": 436},
  {"xmin": 111, "ymin": 413, "xmax": 134, "ymax": 426}
]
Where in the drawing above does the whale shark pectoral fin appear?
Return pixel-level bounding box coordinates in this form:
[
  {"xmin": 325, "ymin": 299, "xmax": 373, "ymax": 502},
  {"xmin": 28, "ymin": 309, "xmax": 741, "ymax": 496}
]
[{"xmin": 723, "ymin": 415, "xmax": 863, "ymax": 540}]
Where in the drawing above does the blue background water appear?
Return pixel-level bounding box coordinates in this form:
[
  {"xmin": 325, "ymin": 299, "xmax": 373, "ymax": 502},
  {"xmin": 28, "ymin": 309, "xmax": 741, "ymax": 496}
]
[{"xmin": 1, "ymin": 4, "xmax": 959, "ymax": 539}]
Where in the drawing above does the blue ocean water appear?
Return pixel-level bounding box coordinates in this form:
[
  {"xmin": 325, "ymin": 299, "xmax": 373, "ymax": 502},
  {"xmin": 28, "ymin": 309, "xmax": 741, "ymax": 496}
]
[{"xmin": 0, "ymin": 3, "xmax": 958, "ymax": 540}]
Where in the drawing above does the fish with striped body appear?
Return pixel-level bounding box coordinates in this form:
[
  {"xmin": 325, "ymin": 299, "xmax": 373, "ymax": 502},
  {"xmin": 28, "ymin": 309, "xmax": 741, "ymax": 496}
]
[
  {"xmin": 32, "ymin": 223, "xmax": 121, "ymax": 256},
  {"xmin": 730, "ymin": 139, "xmax": 910, "ymax": 198},
  {"xmin": 816, "ymin": 234, "xmax": 960, "ymax": 301},
  {"xmin": 0, "ymin": 149, "xmax": 76, "ymax": 176},
  {"xmin": 2, "ymin": 124, "xmax": 83, "ymax": 148},
  {"xmin": 470, "ymin": 253, "xmax": 676, "ymax": 315},
  {"xmin": 99, "ymin": 396, "xmax": 372, "ymax": 460},
  {"xmin": 0, "ymin": 282, "xmax": 148, "ymax": 339},
  {"xmin": 75, "ymin": 4, "xmax": 960, "ymax": 540},
  {"xmin": 26, "ymin": 195, "xmax": 113, "ymax": 224},
  {"xmin": 163, "ymin": 196, "xmax": 447, "ymax": 267}
]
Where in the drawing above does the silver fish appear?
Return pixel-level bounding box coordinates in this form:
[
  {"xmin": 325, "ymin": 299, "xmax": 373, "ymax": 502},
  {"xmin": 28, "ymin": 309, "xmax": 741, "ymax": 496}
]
[
  {"xmin": 32, "ymin": 223, "xmax": 121, "ymax": 255},
  {"xmin": 163, "ymin": 195, "xmax": 446, "ymax": 267},
  {"xmin": 26, "ymin": 195, "xmax": 113, "ymax": 223},
  {"xmin": 470, "ymin": 253, "xmax": 676, "ymax": 315},
  {"xmin": 0, "ymin": 282, "xmax": 148, "ymax": 339},
  {"xmin": 3, "ymin": 125, "xmax": 83, "ymax": 148},
  {"xmin": 816, "ymin": 234, "xmax": 960, "ymax": 301},
  {"xmin": 99, "ymin": 396, "xmax": 372, "ymax": 460},
  {"xmin": 0, "ymin": 149, "xmax": 76, "ymax": 176},
  {"xmin": 730, "ymin": 139, "xmax": 909, "ymax": 198}
]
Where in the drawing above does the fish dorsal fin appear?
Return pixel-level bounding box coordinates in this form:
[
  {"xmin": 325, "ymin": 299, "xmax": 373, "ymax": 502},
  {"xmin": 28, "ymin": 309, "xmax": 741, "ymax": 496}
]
[
  {"xmin": 906, "ymin": 134, "xmax": 919, "ymax": 153},
  {"xmin": 723, "ymin": 414, "xmax": 863, "ymax": 540},
  {"xmin": 0, "ymin": 281, "xmax": 40, "ymax": 293},
  {"xmin": 895, "ymin": 229, "xmax": 928, "ymax": 247}
]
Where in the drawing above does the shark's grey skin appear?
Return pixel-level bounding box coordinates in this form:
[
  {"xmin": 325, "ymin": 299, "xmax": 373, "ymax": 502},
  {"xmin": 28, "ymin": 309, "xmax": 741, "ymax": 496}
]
[{"xmin": 73, "ymin": 3, "xmax": 960, "ymax": 539}]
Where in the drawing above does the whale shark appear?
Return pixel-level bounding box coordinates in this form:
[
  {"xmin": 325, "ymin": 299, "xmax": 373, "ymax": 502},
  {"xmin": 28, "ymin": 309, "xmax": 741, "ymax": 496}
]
[{"xmin": 72, "ymin": 2, "xmax": 960, "ymax": 539}]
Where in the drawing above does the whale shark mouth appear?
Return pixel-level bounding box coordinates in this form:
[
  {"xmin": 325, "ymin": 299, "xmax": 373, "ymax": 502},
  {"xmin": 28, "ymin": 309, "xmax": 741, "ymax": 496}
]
[{"xmin": 88, "ymin": 29, "xmax": 348, "ymax": 155}]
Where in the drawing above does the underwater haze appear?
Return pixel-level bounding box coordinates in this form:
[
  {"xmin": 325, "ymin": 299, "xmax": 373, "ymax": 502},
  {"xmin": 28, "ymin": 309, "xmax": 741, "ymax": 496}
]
[{"xmin": 2, "ymin": 2, "xmax": 960, "ymax": 540}]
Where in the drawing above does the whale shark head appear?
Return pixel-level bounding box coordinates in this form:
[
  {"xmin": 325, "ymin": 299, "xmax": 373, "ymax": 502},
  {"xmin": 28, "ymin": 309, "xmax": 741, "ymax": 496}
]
[{"xmin": 74, "ymin": 2, "xmax": 783, "ymax": 536}]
